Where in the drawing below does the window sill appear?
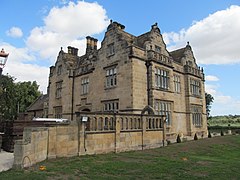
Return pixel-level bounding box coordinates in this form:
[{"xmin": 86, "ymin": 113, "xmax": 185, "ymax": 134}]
[
  {"xmin": 194, "ymin": 125, "xmax": 203, "ymax": 128},
  {"xmin": 154, "ymin": 88, "xmax": 171, "ymax": 92},
  {"xmin": 105, "ymin": 86, "xmax": 117, "ymax": 90},
  {"xmin": 107, "ymin": 53, "xmax": 115, "ymax": 58}
]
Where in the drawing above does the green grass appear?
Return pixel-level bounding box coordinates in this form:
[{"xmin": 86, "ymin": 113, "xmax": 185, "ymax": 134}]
[{"xmin": 1, "ymin": 135, "xmax": 240, "ymax": 180}]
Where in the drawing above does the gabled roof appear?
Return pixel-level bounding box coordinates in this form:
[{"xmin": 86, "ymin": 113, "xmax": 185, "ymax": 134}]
[
  {"xmin": 27, "ymin": 94, "xmax": 48, "ymax": 111},
  {"xmin": 170, "ymin": 47, "xmax": 186, "ymax": 64}
]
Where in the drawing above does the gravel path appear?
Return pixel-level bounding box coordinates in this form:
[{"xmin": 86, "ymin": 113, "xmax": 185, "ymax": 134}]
[{"xmin": 0, "ymin": 150, "xmax": 14, "ymax": 172}]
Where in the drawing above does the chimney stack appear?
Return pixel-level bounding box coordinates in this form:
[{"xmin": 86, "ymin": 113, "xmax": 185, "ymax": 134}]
[
  {"xmin": 86, "ymin": 36, "xmax": 98, "ymax": 53},
  {"xmin": 67, "ymin": 46, "xmax": 78, "ymax": 56}
]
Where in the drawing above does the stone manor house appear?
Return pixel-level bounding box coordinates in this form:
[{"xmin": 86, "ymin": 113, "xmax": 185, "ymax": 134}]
[{"xmin": 28, "ymin": 21, "xmax": 207, "ymax": 138}]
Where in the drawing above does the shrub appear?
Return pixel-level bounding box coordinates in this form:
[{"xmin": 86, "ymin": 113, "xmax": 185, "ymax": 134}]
[
  {"xmin": 194, "ymin": 133, "xmax": 198, "ymax": 140},
  {"xmin": 176, "ymin": 134, "xmax": 181, "ymax": 143},
  {"xmin": 167, "ymin": 140, "xmax": 171, "ymax": 145},
  {"xmin": 221, "ymin": 130, "xmax": 224, "ymax": 136},
  {"xmin": 208, "ymin": 131, "xmax": 212, "ymax": 138}
]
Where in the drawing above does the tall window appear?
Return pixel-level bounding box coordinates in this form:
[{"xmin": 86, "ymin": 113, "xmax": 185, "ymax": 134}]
[
  {"xmin": 81, "ymin": 77, "xmax": 89, "ymax": 95},
  {"xmin": 155, "ymin": 67, "xmax": 169, "ymax": 90},
  {"xmin": 103, "ymin": 101, "xmax": 119, "ymax": 112},
  {"xmin": 190, "ymin": 78, "xmax": 201, "ymax": 96},
  {"xmin": 107, "ymin": 43, "xmax": 115, "ymax": 56},
  {"xmin": 54, "ymin": 106, "xmax": 62, "ymax": 119},
  {"xmin": 155, "ymin": 101, "xmax": 172, "ymax": 126},
  {"xmin": 56, "ymin": 81, "xmax": 62, "ymax": 98},
  {"xmin": 192, "ymin": 105, "xmax": 202, "ymax": 126},
  {"xmin": 106, "ymin": 67, "xmax": 117, "ymax": 88},
  {"xmin": 174, "ymin": 74, "xmax": 181, "ymax": 93}
]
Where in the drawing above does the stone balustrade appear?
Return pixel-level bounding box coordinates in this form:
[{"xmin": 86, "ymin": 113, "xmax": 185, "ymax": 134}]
[
  {"xmin": 77, "ymin": 112, "xmax": 164, "ymax": 132},
  {"xmin": 147, "ymin": 50, "xmax": 172, "ymax": 66}
]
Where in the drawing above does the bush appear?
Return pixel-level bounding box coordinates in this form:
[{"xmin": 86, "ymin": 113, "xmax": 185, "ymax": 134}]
[
  {"xmin": 208, "ymin": 131, "xmax": 212, "ymax": 138},
  {"xmin": 176, "ymin": 134, "xmax": 181, "ymax": 143},
  {"xmin": 194, "ymin": 133, "xmax": 198, "ymax": 140},
  {"xmin": 221, "ymin": 130, "xmax": 224, "ymax": 136}
]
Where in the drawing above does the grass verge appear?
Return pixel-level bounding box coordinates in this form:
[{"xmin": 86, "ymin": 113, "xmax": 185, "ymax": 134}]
[{"xmin": 1, "ymin": 135, "xmax": 240, "ymax": 180}]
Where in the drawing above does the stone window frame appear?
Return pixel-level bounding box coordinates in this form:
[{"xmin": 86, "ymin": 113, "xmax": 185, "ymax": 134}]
[
  {"xmin": 107, "ymin": 43, "xmax": 115, "ymax": 57},
  {"xmin": 190, "ymin": 78, "xmax": 201, "ymax": 96},
  {"xmin": 57, "ymin": 65, "xmax": 62, "ymax": 75},
  {"xmin": 155, "ymin": 45, "xmax": 161, "ymax": 53},
  {"xmin": 173, "ymin": 74, "xmax": 181, "ymax": 93},
  {"xmin": 154, "ymin": 100, "xmax": 172, "ymax": 127},
  {"xmin": 105, "ymin": 66, "xmax": 117, "ymax": 88},
  {"xmin": 55, "ymin": 81, "xmax": 63, "ymax": 99},
  {"xmin": 103, "ymin": 100, "xmax": 119, "ymax": 113},
  {"xmin": 81, "ymin": 77, "xmax": 89, "ymax": 95},
  {"xmin": 155, "ymin": 67, "xmax": 170, "ymax": 90},
  {"xmin": 54, "ymin": 106, "xmax": 62, "ymax": 119},
  {"xmin": 191, "ymin": 105, "xmax": 202, "ymax": 127}
]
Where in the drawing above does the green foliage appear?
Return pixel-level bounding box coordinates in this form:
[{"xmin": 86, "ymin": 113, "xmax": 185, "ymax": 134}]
[
  {"xmin": 205, "ymin": 92, "xmax": 214, "ymax": 118},
  {"xmin": 15, "ymin": 81, "xmax": 41, "ymax": 113},
  {"xmin": 0, "ymin": 74, "xmax": 41, "ymax": 120},
  {"xmin": 194, "ymin": 133, "xmax": 198, "ymax": 140},
  {"xmin": 176, "ymin": 134, "xmax": 181, "ymax": 143},
  {"xmin": 208, "ymin": 115, "xmax": 240, "ymax": 127},
  {"xmin": 221, "ymin": 130, "xmax": 224, "ymax": 136}
]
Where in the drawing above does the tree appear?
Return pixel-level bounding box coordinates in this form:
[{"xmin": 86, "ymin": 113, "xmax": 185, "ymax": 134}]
[
  {"xmin": 205, "ymin": 93, "xmax": 214, "ymax": 118},
  {"xmin": 0, "ymin": 75, "xmax": 17, "ymax": 120},
  {"xmin": 15, "ymin": 81, "xmax": 41, "ymax": 113},
  {"xmin": 0, "ymin": 74, "xmax": 41, "ymax": 120}
]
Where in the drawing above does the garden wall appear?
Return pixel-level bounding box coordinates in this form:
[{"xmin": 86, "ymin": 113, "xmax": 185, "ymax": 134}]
[{"xmin": 13, "ymin": 113, "xmax": 165, "ymax": 168}]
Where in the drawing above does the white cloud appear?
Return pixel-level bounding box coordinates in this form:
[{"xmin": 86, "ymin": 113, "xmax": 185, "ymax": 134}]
[
  {"xmin": 205, "ymin": 82, "xmax": 240, "ymax": 116},
  {"xmin": 4, "ymin": 63, "xmax": 49, "ymax": 94},
  {"xmin": 0, "ymin": 42, "xmax": 35, "ymax": 64},
  {"xmin": 211, "ymin": 95, "xmax": 240, "ymax": 116},
  {"xmin": 1, "ymin": 1, "xmax": 109, "ymax": 94},
  {"xmin": 6, "ymin": 27, "xmax": 23, "ymax": 38},
  {"xmin": 205, "ymin": 75, "xmax": 219, "ymax": 82},
  {"xmin": 0, "ymin": 42, "xmax": 48, "ymax": 93},
  {"xmin": 164, "ymin": 5, "xmax": 240, "ymax": 65},
  {"xmin": 205, "ymin": 84, "xmax": 217, "ymax": 95},
  {"xmin": 27, "ymin": 1, "xmax": 109, "ymax": 61}
]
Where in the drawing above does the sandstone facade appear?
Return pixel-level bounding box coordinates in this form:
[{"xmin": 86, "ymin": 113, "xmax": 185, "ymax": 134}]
[{"xmin": 47, "ymin": 21, "xmax": 207, "ymax": 139}]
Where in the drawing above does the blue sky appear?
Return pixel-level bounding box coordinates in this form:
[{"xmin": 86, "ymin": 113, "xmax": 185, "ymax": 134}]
[{"xmin": 1, "ymin": 0, "xmax": 240, "ymax": 116}]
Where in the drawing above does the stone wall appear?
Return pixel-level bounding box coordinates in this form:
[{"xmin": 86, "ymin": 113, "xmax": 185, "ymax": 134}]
[{"xmin": 13, "ymin": 113, "xmax": 165, "ymax": 168}]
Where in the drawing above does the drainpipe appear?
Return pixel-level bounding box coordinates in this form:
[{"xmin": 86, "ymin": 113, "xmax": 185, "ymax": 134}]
[
  {"xmin": 145, "ymin": 60, "xmax": 152, "ymax": 107},
  {"xmin": 71, "ymin": 70, "xmax": 75, "ymax": 121}
]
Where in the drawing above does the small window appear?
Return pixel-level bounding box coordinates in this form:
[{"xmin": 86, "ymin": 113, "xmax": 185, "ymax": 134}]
[
  {"xmin": 155, "ymin": 45, "xmax": 161, "ymax": 53},
  {"xmin": 107, "ymin": 43, "xmax": 115, "ymax": 56},
  {"xmin": 54, "ymin": 106, "xmax": 62, "ymax": 119},
  {"xmin": 57, "ymin": 65, "xmax": 62, "ymax": 75},
  {"xmin": 103, "ymin": 101, "xmax": 119, "ymax": 112}
]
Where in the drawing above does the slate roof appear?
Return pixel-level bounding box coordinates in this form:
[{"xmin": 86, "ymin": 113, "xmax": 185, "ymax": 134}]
[
  {"xmin": 27, "ymin": 94, "xmax": 48, "ymax": 112},
  {"xmin": 170, "ymin": 47, "xmax": 186, "ymax": 64}
]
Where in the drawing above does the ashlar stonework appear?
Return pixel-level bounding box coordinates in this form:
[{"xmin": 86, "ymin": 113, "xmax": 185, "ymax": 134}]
[{"xmin": 45, "ymin": 21, "xmax": 207, "ymax": 140}]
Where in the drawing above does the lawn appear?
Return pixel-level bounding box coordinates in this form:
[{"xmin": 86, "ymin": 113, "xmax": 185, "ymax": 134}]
[{"xmin": 1, "ymin": 135, "xmax": 240, "ymax": 180}]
